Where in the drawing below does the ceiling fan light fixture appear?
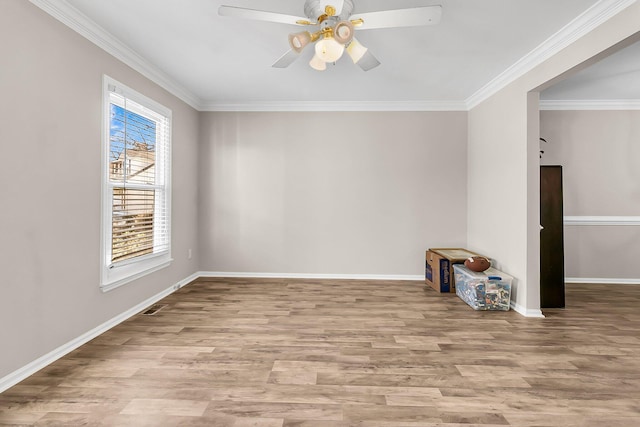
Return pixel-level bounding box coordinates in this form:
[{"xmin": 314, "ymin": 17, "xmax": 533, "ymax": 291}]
[
  {"xmin": 346, "ymin": 38, "xmax": 367, "ymax": 64},
  {"xmin": 288, "ymin": 31, "xmax": 313, "ymax": 53},
  {"xmin": 334, "ymin": 20, "xmax": 354, "ymax": 44},
  {"xmin": 309, "ymin": 53, "xmax": 327, "ymax": 71},
  {"xmin": 220, "ymin": 1, "xmax": 444, "ymax": 71},
  {"xmin": 356, "ymin": 50, "xmax": 381, "ymax": 71},
  {"xmin": 315, "ymin": 36, "xmax": 344, "ymax": 63}
]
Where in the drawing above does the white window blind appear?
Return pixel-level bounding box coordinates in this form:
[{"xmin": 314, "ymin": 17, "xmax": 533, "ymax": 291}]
[{"xmin": 101, "ymin": 76, "xmax": 171, "ymax": 291}]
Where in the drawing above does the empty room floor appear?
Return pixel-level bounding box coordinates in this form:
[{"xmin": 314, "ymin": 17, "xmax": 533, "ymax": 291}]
[{"xmin": 1, "ymin": 278, "xmax": 639, "ymax": 426}]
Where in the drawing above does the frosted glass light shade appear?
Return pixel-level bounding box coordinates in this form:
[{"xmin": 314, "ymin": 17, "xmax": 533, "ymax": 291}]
[
  {"xmin": 346, "ymin": 38, "xmax": 368, "ymax": 64},
  {"xmin": 315, "ymin": 37, "xmax": 344, "ymax": 63},
  {"xmin": 289, "ymin": 31, "xmax": 312, "ymax": 53},
  {"xmin": 334, "ymin": 21, "xmax": 354, "ymax": 44},
  {"xmin": 309, "ymin": 54, "xmax": 327, "ymax": 71}
]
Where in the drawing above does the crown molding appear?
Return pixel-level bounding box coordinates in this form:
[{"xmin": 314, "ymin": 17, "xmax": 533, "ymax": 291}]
[
  {"xmin": 200, "ymin": 100, "xmax": 468, "ymax": 112},
  {"xmin": 540, "ymin": 99, "xmax": 640, "ymax": 110},
  {"xmin": 465, "ymin": 0, "xmax": 638, "ymax": 110},
  {"xmin": 29, "ymin": 0, "xmax": 637, "ymax": 114},
  {"xmin": 29, "ymin": 0, "xmax": 203, "ymax": 110}
]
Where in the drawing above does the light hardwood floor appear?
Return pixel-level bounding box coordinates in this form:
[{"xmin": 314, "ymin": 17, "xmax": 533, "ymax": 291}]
[{"xmin": 1, "ymin": 278, "xmax": 640, "ymax": 426}]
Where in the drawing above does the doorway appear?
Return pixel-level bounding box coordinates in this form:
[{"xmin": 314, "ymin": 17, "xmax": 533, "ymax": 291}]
[{"xmin": 537, "ymin": 37, "xmax": 640, "ymax": 309}]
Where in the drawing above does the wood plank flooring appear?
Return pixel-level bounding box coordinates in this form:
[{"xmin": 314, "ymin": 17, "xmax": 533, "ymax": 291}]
[{"xmin": 2, "ymin": 278, "xmax": 640, "ymax": 426}]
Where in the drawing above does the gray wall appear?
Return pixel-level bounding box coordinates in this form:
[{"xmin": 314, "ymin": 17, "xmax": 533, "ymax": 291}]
[
  {"xmin": 541, "ymin": 110, "xmax": 640, "ymax": 279},
  {"xmin": 0, "ymin": 2, "xmax": 200, "ymax": 379},
  {"xmin": 198, "ymin": 112, "xmax": 468, "ymax": 276},
  {"xmin": 468, "ymin": 88, "xmax": 540, "ymax": 314}
]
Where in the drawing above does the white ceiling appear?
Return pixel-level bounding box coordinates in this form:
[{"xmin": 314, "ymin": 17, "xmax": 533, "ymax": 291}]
[{"xmin": 42, "ymin": 0, "xmax": 637, "ymax": 110}]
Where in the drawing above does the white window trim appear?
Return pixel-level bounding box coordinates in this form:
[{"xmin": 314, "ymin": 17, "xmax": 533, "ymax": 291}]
[{"xmin": 100, "ymin": 75, "xmax": 172, "ymax": 292}]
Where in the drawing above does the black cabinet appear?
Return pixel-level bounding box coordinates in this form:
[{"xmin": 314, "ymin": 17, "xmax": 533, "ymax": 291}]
[{"xmin": 540, "ymin": 165, "xmax": 565, "ymax": 308}]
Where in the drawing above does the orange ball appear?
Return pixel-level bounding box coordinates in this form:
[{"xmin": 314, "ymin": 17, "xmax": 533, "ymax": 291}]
[{"xmin": 464, "ymin": 256, "xmax": 491, "ymax": 272}]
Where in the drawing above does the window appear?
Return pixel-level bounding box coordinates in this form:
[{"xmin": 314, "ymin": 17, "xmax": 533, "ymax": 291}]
[{"xmin": 101, "ymin": 76, "xmax": 171, "ymax": 291}]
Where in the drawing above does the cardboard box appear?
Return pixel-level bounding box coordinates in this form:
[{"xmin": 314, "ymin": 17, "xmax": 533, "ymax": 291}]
[{"xmin": 425, "ymin": 248, "xmax": 482, "ymax": 293}]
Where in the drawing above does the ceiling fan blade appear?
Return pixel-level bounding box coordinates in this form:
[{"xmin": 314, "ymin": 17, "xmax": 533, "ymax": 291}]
[
  {"xmin": 272, "ymin": 49, "xmax": 300, "ymax": 68},
  {"xmin": 352, "ymin": 5, "xmax": 442, "ymax": 30},
  {"xmin": 357, "ymin": 51, "xmax": 381, "ymax": 72},
  {"xmin": 219, "ymin": 6, "xmax": 311, "ymax": 26}
]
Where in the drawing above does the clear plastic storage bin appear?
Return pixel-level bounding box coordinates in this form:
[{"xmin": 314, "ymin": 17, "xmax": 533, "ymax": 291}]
[{"xmin": 453, "ymin": 264, "xmax": 513, "ymax": 311}]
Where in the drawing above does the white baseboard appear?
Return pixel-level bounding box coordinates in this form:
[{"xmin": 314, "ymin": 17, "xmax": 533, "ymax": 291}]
[
  {"xmin": 510, "ymin": 300, "xmax": 545, "ymax": 318},
  {"xmin": 197, "ymin": 271, "xmax": 425, "ymax": 281},
  {"xmin": 0, "ymin": 272, "xmax": 200, "ymax": 394},
  {"xmin": 566, "ymin": 277, "xmax": 640, "ymax": 285}
]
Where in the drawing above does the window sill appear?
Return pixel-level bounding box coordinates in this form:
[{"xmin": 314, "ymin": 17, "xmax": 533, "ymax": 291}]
[{"xmin": 100, "ymin": 255, "xmax": 172, "ymax": 293}]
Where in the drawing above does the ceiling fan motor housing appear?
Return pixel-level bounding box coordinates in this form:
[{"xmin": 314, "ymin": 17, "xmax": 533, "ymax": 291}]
[{"xmin": 304, "ymin": 0, "xmax": 355, "ymax": 21}]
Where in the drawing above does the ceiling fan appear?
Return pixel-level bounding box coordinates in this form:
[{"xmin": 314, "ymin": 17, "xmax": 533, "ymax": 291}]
[{"xmin": 218, "ymin": 0, "xmax": 442, "ymax": 71}]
